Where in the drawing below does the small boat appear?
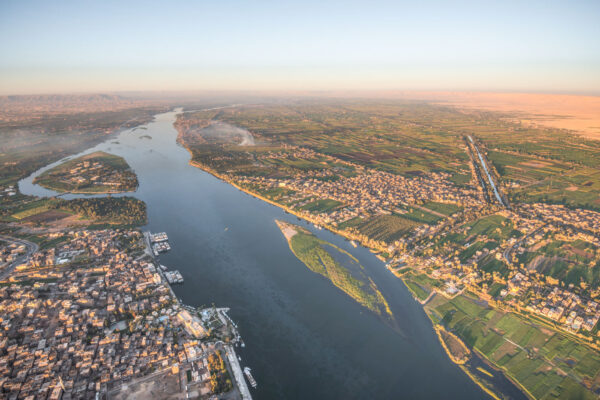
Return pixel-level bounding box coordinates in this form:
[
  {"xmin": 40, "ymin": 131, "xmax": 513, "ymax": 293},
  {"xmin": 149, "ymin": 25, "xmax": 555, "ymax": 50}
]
[
  {"xmin": 350, "ymin": 240, "xmax": 357, "ymax": 248},
  {"xmin": 243, "ymin": 367, "xmax": 257, "ymax": 388}
]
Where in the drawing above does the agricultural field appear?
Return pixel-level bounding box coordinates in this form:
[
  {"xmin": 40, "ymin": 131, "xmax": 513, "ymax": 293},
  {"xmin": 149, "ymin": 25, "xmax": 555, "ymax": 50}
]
[
  {"xmin": 298, "ymin": 199, "xmax": 344, "ymax": 213},
  {"xmin": 401, "ymin": 208, "xmax": 444, "ymax": 224},
  {"xmin": 176, "ymin": 101, "xmax": 477, "ymax": 179},
  {"xmin": 517, "ymin": 237, "xmax": 600, "ymax": 289},
  {"xmin": 464, "ymin": 214, "xmax": 520, "ymax": 243},
  {"xmin": 345, "ymin": 214, "xmax": 421, "ymax": 244},
  {"xmin": 478, "ymin": 129, "xmax": 600, "ymax": 211},
  {"xmin": 487, "ymin": 150, "xmax": 572, "ymax": 186},
  {"xmin": 458, "ymin": 240, "xmax": 499, "ymax": 263},
  {"xmin": 426, "ymin": 294, "xmax": 600, "ymax": 400},
  {"xmin": 421, "ymin": 201, "xmax": 463, "ymax": 216},
  {"xmin": 511, "ymin": 167, "xmax": 600, "ymax": 211}
]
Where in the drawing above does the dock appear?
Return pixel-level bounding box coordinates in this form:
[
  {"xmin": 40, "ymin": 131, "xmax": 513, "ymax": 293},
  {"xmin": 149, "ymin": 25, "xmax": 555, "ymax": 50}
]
[{"xmin": 225, "ymin": 345, "xmax": 252, "ymax": 400}]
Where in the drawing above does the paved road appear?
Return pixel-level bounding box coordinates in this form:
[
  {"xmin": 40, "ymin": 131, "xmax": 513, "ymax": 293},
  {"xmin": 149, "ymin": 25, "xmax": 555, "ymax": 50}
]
[{"xmin": 0, "ymin": 234, "xmax": 38, "ymax": 280}]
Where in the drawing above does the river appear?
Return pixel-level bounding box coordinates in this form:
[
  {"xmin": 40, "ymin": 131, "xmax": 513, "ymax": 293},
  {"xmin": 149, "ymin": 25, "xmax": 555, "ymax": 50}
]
[{"xmin": 20, "ymin": 109, "xmax": 516, "ymax": 399}]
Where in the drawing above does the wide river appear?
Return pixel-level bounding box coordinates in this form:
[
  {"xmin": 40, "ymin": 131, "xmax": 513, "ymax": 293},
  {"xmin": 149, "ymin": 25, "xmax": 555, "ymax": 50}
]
[{"xmin": 21, "ymin": 110, "xmax": 516, "ymax": 399}]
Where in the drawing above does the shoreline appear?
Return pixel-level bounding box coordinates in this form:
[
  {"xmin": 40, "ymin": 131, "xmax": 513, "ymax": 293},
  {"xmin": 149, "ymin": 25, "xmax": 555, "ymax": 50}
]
[
  {"xmin": 187, "ymin": 159, "xmax": 388, "ymax": 253},
  {"xmin": 142, "ymin": 230, "xmax": 252, "ymax": 399}
]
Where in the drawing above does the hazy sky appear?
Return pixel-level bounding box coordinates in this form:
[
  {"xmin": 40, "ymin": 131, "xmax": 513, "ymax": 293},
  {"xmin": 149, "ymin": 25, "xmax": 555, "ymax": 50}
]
[{"xmin": 1, "ymin": 0, "xmax": 599, "ymax": 95}]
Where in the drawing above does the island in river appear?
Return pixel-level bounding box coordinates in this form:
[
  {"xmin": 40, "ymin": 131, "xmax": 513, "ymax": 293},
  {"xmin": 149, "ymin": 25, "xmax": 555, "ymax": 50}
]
[
  {"xmin": 276, "ymin": 219, "xmax": 393, "ymax": 319},
  {"xmin": 33, "ymin": 151, "xmax": 138, "ymax": 194}
]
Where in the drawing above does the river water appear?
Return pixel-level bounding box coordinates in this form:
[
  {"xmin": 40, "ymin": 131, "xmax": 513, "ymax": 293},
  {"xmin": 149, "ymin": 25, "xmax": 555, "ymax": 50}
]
[{"xmin": 21, "ymin": 110, "xmax": 512, "ymax": 399}]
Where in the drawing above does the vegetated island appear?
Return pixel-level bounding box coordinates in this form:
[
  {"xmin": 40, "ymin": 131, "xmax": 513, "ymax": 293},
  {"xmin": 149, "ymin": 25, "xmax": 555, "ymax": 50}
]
[
  {"xmin": 276, "ymin": 219, "xmax": 393, "ymax": 320},
  {"xmin": 33, "ymin": 151, "xmax": 138, "ymax": 193}
]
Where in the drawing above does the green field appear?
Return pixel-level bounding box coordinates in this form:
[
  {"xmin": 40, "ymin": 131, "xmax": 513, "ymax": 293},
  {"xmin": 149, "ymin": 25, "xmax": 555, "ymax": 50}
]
[
  {"xmin": 422, "ymin": 201, "xmax": 463, "ymax": 216},
  {"xmin": 298, "ymin": 199, "xmax": 344, "ymax": 213},
  {"xmin": 511, "ymin": 167, "xmax": 600, "ymax": 211},
  {"xmin": 348, "ymin": 215, "xmax": 420, "ymax": 244},
  {"xmin": 517, "ymin": 238, "xmax": 600, "ymax": 290},
  {"xmin": 465, "ymin": 215, "xmax": 519, "ymax": 242},
  {"xmin": 427, "ymin": 294, "xmax": 600, "ymax": 400},
  {"xmin": 402, "ymin": 208, "xmax": 444, "ymax": 224}
]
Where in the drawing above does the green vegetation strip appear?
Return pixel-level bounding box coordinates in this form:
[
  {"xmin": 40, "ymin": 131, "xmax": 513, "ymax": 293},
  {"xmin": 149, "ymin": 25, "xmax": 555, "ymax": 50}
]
[{"xmin": 277, "ymin": 220, "xmax": 393, "ymax": 318}]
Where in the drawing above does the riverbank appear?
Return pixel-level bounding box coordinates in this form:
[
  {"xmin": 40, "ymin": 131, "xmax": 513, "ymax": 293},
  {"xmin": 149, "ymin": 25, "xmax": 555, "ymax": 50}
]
[
  {"xmin": 142, "ymin": 230, "xmax": 252, "ymax": 399},
  {"xmin": 187, "ymin": 159, "xmax": 388, "ymax": 253}
]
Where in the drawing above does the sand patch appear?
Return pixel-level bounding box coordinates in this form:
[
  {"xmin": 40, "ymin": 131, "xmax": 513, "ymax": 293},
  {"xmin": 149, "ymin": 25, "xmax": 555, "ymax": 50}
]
[
  {"xmin": 380, "ymin": 91, "xmax": 600, "ymax": 140},
  {"xmin": 275, "ymin": 220, "xmax": 298, "ymax": 240}
]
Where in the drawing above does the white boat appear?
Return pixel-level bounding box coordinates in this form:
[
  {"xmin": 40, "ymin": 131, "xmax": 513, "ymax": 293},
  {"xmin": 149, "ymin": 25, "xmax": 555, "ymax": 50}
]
[
  {"xmin": 150, "ymin": 232, "xmax": 169, "ymax": 243},
  {"xmin": 243, "ymin": 367, "xmax": 257, "ymax": 388}
]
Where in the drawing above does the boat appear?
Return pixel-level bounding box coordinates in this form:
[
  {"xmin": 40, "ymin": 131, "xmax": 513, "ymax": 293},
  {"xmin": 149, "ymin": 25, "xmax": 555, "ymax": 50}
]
[
  {"xmin": 164, "ymin": 270, "xmax": 184, "ymax": 284},
  {"xmin": 243, "ymin": 367, "xmax": 257, "ymax": 388},
  {"xmin": 152, "ymin": 242, "xmax": 171, "ymax": 254},
  {"xmin": 149, "ymin": 232, "xmax": 169, "ymax": 243},
  {"xmin": 350, "ymin": 240, "xmax": 357, "ymax": 248}
]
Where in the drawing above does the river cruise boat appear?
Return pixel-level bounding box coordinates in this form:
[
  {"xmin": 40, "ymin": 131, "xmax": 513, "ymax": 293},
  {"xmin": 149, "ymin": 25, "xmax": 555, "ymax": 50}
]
[
  {"xmin": 152, "ymin": 242, "xmax": 171, "ymax": 255},
  {"xmin": 150, "ymin": 232, "xmax": 169, "ymax": 243},
  {"xmin": 164, "ymin": 270, "xmax": 183, "ymax": 284},
  {"xmin": 243, "ymin": 367, "xmax": 257, "ymax": 388}
]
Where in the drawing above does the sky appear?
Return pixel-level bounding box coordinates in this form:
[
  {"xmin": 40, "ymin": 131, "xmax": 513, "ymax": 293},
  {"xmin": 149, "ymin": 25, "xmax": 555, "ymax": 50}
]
[{"xmin": 1, "ymin": 0, "xmax": 599, "ymax": 95}]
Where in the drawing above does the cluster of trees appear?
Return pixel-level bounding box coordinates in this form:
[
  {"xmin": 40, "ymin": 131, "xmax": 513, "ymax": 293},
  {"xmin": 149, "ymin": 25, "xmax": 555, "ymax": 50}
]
[
  {"xmin": 52, "ymin": 197, "xmax": 146, "ymax": 224},
  {"xmin": 207, "ymin": 351, "xmax": 233, "ymax": 393}
]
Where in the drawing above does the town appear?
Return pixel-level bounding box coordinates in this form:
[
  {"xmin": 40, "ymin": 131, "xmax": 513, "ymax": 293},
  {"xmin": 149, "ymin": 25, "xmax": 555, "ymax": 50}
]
[{"xmin": 0, "ymin": 228, "xmax": 251, "ymax": 400}]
